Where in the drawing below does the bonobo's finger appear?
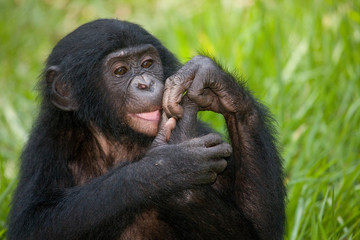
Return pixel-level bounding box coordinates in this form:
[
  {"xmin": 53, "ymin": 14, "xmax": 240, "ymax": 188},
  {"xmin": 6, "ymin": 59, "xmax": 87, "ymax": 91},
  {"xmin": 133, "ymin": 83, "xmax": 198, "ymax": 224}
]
[
  {"xmin": 187, "ymin": 75, "xmax": 215, "ymax": 109},
  {"xmin": 205, "ymin": 142, "xmax": 233, "ymax": 159},
  {"xmin": 152, "ymin": 113, "xmax": 176, "ymax": 147},
  {"xmin": 163, "ymin": 66, "xmax": 196, "ymax": 119},
  {"xmin": 195, "ymin": 171, "xmax": 218, "ymax": 185},
  {"xmin": 163, "ymin": 79, "xmax": 185, "ymax": 119},
  {"xmin": 184, "ymin": 133, "xmax": 223, "ymax": 148},
  {"xmin": 195, "ymin": 133, "xmax": 223, "ymax": 148},
  {"xmin": 163, "ymin": 118, "xmax": 176, "ymax": 142},
  {"xmin": 209, "ymin": 159, "xmax": 228, "ymax": 173}
]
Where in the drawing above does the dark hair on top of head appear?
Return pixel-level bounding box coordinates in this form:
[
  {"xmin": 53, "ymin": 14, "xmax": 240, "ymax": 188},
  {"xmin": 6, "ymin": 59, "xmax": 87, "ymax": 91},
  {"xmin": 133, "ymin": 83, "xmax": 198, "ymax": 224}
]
[{"xmin": 46, "ymin": 19, "xmax": 180, "ymax": 76}]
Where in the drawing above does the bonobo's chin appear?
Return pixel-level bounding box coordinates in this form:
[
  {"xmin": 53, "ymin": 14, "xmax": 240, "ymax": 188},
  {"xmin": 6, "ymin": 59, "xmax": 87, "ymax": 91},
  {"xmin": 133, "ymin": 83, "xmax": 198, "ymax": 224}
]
[
  {"xmin": 113, "ymin": 124, "xmax": 155, "ymax": 146},
  {"xmin": 126, "ymin": 110, "xmax": 161, "ymax": 137}
]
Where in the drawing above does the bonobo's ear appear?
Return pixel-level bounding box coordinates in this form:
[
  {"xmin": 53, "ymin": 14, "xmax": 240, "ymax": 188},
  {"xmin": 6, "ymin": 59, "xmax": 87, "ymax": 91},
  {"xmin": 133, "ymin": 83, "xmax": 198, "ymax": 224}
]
[{"xmin": 45, "ymin": 66, "xmax": 79, "ymax": 111}]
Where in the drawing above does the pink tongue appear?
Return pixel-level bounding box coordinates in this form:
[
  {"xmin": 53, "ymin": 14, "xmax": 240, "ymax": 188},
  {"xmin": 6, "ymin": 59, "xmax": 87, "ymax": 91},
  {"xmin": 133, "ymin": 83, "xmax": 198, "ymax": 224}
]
[{"xmin": 135, "ymin": 110, "xmax": 160, "ymax": 121}]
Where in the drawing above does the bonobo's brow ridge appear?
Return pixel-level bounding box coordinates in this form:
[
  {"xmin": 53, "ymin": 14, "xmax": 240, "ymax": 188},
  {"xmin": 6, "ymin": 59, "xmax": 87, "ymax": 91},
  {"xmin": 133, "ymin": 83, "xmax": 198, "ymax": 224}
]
[{"xmin": 105, "ymin": 44, "xmax": 158, "ymax": 63}]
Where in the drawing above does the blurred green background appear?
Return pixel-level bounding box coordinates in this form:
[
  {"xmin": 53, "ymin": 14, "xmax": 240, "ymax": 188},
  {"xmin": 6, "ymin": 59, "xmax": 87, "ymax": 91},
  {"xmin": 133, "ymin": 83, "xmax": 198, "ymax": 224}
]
[{"xmin": 0, "ymin": 0, "xmax": 359, "ymax": 239}]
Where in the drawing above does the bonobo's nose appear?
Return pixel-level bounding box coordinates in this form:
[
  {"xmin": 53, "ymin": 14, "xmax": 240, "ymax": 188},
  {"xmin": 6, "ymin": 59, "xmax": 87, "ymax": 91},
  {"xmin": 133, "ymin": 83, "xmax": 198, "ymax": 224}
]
[{"xmin": 136, "ymin": 75, "xmax": 154, "ymax": 90}]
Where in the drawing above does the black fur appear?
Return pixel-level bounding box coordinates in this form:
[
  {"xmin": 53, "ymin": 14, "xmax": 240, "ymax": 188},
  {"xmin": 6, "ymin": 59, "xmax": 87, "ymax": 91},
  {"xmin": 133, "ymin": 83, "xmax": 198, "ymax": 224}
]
[{"xmin": 8, "ymin": 19, "xmax": 285, "ymax": 240}]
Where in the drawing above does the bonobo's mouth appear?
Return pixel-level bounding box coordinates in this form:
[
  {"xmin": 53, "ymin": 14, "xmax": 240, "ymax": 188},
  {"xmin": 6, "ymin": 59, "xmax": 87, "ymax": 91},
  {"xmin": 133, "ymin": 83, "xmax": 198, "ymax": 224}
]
[
  {"xmin": 132, "ymin": 110, "xmax": 161, "ymax": 121},
  {"xmin": 126, "ymin": 109, "xmax": 161, "ymax": 136}
]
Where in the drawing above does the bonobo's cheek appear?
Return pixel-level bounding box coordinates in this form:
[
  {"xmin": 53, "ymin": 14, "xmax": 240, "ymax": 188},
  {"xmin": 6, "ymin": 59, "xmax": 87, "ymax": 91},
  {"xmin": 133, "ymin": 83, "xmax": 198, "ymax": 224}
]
[{"xmin": 126, "ymin": 110, "xmax": 161, "ymax": 136}]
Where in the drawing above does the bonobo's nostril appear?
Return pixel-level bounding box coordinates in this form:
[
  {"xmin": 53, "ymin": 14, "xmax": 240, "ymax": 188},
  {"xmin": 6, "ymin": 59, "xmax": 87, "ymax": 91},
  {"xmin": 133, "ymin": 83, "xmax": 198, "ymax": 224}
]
[
  {"xmin": 138, "ymin": 83, "xmax": 149, "ymax": 89},
  {"xmin": 136, "ymin": 75, "xmax": 154, "ymax": 90}
]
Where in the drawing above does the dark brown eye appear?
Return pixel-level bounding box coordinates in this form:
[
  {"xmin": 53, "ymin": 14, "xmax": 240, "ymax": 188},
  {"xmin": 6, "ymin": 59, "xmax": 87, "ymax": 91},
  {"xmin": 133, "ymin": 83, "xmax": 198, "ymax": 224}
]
[
  {"xmin": 114, "ymin": 66, "xmax": 128, "ymax": 76},
  {"xmin": 141, "ymin": 59, "xmax": 153, "ymax": 68}
]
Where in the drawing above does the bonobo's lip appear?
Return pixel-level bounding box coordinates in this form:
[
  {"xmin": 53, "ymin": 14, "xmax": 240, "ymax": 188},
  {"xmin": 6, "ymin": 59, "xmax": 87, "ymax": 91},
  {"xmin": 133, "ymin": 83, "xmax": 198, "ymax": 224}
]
[{"xmin": 131, "ymin": 110, "xmax": 161, "ymax": 121}]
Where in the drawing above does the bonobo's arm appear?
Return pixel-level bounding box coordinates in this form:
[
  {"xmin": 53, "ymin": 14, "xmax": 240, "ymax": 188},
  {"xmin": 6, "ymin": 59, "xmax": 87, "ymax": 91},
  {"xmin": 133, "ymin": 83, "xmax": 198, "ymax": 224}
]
[
  {"xmin": 163, "ymin": 56, "xmax": 286, "ymax": 240},
  {"xmin": 8, "ymin": 125, "xmax": 231, "ymax": 240},
  {"xmin": 158, "ymin": 97, "xmax": 258, "ymax": 239}
]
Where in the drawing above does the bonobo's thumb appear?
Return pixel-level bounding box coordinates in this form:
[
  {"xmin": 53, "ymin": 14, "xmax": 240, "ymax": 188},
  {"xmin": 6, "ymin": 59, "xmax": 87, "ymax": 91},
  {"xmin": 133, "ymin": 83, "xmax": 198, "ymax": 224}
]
[{"xmin": 152, "ymin": 113, "xmax": 176, "ymax": 147}]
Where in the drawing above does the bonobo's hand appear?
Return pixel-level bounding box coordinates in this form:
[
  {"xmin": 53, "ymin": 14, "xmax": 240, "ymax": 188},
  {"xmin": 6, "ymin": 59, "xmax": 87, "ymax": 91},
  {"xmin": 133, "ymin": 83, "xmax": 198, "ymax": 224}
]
[
  {"xmin": 148, "ymin": 114, "xmax": 231, "ymax": 187},
  {"xmin": 163, "ymin": 56, "xmax": 242, "ymax": 119}
]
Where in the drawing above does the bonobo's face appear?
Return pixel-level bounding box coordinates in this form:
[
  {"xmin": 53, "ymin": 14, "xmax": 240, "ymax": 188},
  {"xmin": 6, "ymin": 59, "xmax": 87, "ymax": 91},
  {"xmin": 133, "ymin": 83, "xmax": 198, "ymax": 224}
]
[{"xmin": 103, "ymin": 44, "xmax": 165, "ymax": 136}]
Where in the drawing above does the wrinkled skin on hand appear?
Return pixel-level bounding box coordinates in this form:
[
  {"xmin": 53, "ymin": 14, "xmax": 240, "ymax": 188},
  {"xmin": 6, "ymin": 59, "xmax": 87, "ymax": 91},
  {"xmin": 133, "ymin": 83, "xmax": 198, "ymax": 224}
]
[
  {"xmin": 163, "ymin": 56, "xmax": 248, "ymax": 119},
  {"xmin": 149, "ymin": 114, "xmax": 231, "ymax": 188}
]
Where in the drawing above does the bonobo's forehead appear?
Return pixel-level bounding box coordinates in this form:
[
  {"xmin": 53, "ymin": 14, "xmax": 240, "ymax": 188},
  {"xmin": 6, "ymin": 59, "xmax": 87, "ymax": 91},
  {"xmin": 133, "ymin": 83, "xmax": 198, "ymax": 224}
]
[{"xmin": 104, "ymin": 44, "xmax": 159, "ymax": 63}]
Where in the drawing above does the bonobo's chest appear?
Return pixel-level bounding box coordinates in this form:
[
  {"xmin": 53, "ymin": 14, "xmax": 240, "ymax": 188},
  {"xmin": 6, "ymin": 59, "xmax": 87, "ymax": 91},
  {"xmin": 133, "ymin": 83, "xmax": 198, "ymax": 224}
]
[
  {"xmin": 119, "ymin": 209, "xmax": 176, "ymax": 240},
  {"xmin": 68, "ymin": 137, "xmax": 150, "ymax": 185}
]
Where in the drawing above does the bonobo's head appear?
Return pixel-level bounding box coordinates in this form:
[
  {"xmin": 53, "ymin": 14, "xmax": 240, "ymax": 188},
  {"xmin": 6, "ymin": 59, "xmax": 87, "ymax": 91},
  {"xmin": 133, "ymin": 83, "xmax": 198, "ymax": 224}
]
[{"xmin": 42, "ymin": 19, "xmax": 180, "ymax": 139}]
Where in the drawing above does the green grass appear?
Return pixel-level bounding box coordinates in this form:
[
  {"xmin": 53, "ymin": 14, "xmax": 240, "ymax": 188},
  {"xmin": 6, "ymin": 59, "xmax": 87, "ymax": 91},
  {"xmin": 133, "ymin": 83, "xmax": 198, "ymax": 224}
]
[{"xmin": 0, "ymin": 0, "xmax": 359, "ymax": 239}]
